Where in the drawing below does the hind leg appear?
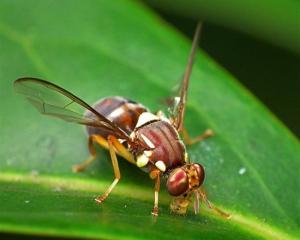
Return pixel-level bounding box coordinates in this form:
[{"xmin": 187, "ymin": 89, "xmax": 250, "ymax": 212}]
[
  {"xmin": 182, "ymin": 128, "xmax": 214, "ymax": 145},
  {"xmin": 72, "ymin": 135, "xmax": 109, "ymax": 172}
]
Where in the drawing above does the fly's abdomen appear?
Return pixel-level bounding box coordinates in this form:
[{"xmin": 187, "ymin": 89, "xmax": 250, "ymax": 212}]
[{"xmin": 85, "ymin": 96, "xmax": 148, "ymax": 137}]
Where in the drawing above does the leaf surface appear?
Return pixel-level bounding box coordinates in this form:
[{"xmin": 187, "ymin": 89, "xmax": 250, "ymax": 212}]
[{"xmin": 0, "ymin": 1, "xmax": 299, "ymax": 239}]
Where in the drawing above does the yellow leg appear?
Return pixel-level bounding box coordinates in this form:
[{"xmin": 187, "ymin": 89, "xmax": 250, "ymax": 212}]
[
  {"xmin": 72, "ymin": 134, "xmax": 135, "ymax": 172},
  {"xmin": 95, "ymin": 135, "xmax": 123, "ymax": 203},
  {"xmin": 72, "ymin": 135, "xmax": 109, "ymax": 172},
  {"xmin": 150, "ymin": 170, "xmax": 161, "ymax": 216},
  {"xmin": 194, "ymin": 190, "xmax": 200, "ymax": 214},
  {"xmin": 199, "ymin": 189, "xmax": 231, "ymax": 219},
  {"xmin": 182, "ymin": 128, "xmax": 214, "ymax": 145},
  {"xmin": 108, "ymin": 135, "xmax": 135, "ymax": 164}
]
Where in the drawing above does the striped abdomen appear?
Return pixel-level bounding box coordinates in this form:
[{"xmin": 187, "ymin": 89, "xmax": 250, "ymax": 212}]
[
  {"xmin": 134, "ymin": 120, "xmax": 186, "ymax": 171},
  {"xmin": 85, "ymin": 96, "xmax": 148, "ymax": 137}
]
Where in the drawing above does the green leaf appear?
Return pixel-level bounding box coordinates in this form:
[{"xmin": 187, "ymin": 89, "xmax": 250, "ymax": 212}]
[
  {"xmin": 145, "ymin": 0, "xmax": 300, "ymax": 54},
  {"xmin": 0, "ymin": 0, "xmax": 299, "ymax": 239}
]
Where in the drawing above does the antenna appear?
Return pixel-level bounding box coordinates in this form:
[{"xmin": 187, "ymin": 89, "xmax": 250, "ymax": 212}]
[{"xmin": 176, "ymin": 22, "xmax": 202, "ymax": 132}]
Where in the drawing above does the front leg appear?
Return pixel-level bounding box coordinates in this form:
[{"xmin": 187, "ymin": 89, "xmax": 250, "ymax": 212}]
[
  {"xmin": 198, "ymin": 188, "xmax": 231, "ymax": 219},
  {"xmin": 150, "ymin": 170, "xmax": 161, "ymax": 216},
  {"xmin": 72, "ymin": 135, "xmax": 109, "ymax": 172}
]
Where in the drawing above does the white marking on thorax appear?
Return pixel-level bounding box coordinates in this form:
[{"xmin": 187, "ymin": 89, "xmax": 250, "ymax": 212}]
[
  {"xmin": 174, "ymin": 97, "xmax": 180, "ymax": 107},
  {"xmin": 155, "ymin": 160, "xmax": 166, "ymax": 172},
  {"xmin": 184, "ymin": 152, "xmax": 188, "ymax": 162},
  {"xmin": 160, "ymin": 116, "xmax": 171, "ymax": 124},
  {"xmin": 137, "ymin": 154, "xmax": 149, "ymax": 167},
  {"xmin": 129, "ymin": 131, "xmax": 136, "ymax": 140},
  {"xmin": 141, "ymin": 133, "xmax": 155, "ymax": 149},
  {"xmin": 108, "ymin": 107, "xmax": 125, "ymax": 119},
  {"xmin": 144, "ymin": 150, "xmax": 152, "ymax": 157},
  {"xmin": 136, "ymin": 150, "xmax": 153, "ymax": 168},
  {"xmin": 135, "ymin": 112, "xmax": 158, "ymax": 128}
]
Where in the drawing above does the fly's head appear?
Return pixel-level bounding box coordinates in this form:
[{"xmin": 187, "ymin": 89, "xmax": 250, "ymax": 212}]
[{"xmin": 166, "ymin": 163, "xmax": 205, "ymax": 215}]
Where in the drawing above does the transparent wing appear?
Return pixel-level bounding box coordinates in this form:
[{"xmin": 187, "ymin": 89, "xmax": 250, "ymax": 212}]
[
  {"xmin": 170, "ymin": 22, "xmax": 202, "ymax": 132},
  {"xmin": 14, "ymin": 77, "xmax": 131, "ymax": 140}
]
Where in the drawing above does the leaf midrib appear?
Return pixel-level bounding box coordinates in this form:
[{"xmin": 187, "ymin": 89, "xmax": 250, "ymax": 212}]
[{"xmin": 0, "ymin": 172, "xmax": 298, "ymax": 240}]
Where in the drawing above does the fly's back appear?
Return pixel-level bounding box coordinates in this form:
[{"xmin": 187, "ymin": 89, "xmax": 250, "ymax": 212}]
[
  {"xmin": 131, "ymin": 113, "xmax": 186, "ymax": 172},
  {"xmin": 85, "ymin": 96, "xmax": 147, "ymax": 137}
]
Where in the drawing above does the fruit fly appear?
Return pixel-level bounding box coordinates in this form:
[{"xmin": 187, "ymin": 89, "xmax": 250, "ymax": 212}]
[{"xmin": 14, "ymin": 23, "xmax": 230, "ymax": 218}]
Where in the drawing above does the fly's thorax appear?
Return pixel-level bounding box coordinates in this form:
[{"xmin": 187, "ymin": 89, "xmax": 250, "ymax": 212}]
[
  {"xmin": 85, "ymin": 96, "xmax": 148, "ymax": 137},
  {"xmin": 130, "ymin": 112, "xmax": 186, "ymax": 172}
]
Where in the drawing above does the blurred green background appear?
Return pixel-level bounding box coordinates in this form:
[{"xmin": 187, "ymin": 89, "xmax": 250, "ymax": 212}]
[{"xmin": 145, "ymin": 2, "xmax": 300, "ymax": 137}]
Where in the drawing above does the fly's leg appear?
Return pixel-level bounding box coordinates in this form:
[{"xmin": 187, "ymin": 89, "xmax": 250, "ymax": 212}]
[
  {"xmin": 72, "ymin": 134, "xmax": 134, "ymax": 203},
  {"xmin": 95, "ymin": 135, "xmax": 124, "ymax": 203},
  {"xmin": 150, "ymin": 170, "xmax": 161, "ymax": 216},
  {"xmin": 198, "ymin": 188, "xmax": 231, "ymax": 219},
  {"xmin": 194, "ymin": 190, "xmax": 200, "ymax": 214},
  {"xmin": 106, "ymin": 135, "xmax": 135, "ymax": 165},
  {"xmin": 72, "ymin": 134, "xmax": 135, "ymax": 172},
  {"xmin": 156, "ymin": 110, "xmax": 212, "ymax": 146},
  {"xmin": 182, "ymin": 128, "xmax": 214, "ymax": 145},
  {"xmin": 72, "ymin": 135, "xmax": 109, "ymax": 172}
]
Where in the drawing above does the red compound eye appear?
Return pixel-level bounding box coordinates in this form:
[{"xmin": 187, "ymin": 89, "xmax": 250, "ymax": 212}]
[
  {"xmin": 167, "ymin": 168, "xmax": 189, "ymax": 196},
  {"xmin": 193, "ymin": 163, "xmax": 205, "ymax": 186}
]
